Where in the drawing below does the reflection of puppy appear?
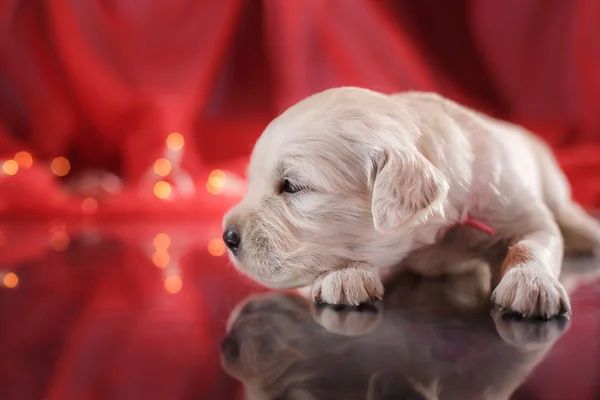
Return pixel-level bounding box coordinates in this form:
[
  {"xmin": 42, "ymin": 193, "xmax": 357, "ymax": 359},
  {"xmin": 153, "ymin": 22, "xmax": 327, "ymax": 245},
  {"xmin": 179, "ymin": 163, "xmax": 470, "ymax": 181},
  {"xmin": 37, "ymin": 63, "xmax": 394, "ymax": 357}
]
[
  {"xmin": 221, "ymin": 262, "xmax": 580, "ymax": 400},
  {"xmin": 222, "ymin": 87, "xmax": 600, "ymax": 317}
]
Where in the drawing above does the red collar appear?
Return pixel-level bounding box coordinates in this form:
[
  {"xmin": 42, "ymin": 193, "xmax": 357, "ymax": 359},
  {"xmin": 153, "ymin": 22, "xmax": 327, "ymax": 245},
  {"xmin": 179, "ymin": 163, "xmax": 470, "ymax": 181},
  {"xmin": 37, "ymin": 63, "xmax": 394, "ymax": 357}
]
[
  {"xmin": 437, "ymin": 213, "xmax": 495, "ymax": 240},
  {"xmin": 461, "ymin": 214, "xmax": 495, "ymax": 236}
]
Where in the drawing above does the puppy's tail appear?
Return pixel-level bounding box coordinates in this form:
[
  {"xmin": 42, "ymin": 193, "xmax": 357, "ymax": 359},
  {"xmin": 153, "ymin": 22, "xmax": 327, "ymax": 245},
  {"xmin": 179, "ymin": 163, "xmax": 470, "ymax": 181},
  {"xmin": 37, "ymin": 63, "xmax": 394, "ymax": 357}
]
[
  {"xmin": 534, "ymin": 137, "xmax": 600, "ymax": 254},
  {"xmin": 555, "ymin": 202, "xmax": 600, "ymax": 254}
]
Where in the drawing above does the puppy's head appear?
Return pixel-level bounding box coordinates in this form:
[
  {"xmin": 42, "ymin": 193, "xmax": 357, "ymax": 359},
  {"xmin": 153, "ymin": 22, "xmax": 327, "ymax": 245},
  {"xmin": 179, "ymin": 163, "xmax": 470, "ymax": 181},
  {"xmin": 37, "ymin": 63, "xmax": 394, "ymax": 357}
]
[{"xmin": 223, "ymin": 87, "xmax": 449, "ymax": 289}]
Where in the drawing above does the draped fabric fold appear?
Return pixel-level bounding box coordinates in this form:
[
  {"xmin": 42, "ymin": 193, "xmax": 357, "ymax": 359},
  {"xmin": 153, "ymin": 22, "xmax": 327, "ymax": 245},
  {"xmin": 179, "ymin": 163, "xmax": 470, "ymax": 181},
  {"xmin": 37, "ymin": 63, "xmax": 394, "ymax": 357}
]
[{"xmin": 1, "ymin": 0, "xmax": 599, "ymax": 218}]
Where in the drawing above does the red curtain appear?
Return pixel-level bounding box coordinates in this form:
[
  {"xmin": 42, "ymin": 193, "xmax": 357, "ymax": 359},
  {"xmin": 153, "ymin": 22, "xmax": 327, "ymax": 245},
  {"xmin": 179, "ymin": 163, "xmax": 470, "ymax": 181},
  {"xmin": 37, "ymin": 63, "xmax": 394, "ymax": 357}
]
[{"xmin": 1, "ymin": 0, "xmax": 599, "ymax": 218}]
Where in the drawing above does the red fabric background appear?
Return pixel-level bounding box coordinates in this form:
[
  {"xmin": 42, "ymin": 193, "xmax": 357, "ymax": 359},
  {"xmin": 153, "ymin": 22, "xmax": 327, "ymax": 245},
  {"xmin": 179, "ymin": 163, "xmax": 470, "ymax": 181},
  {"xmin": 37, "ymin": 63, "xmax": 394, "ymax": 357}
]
[
  {"xmin": 1, "ymin": 3, "xmax": 600, "ymax": 398},
  {"xmin": 0, "ymin": 0, "xmax": 599, "ymax": 218}
]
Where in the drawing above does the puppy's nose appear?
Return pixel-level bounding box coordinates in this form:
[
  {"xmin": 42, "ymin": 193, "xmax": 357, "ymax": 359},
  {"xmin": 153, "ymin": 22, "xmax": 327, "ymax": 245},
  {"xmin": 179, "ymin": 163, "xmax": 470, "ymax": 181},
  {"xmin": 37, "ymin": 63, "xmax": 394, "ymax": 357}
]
[
  {"xmin": 221, "ymin": 331, "xmax": 240, "ymax": 361},
  {"xmin": 223, "ymin": 227, "xmax": 241, "ymax": 253}
]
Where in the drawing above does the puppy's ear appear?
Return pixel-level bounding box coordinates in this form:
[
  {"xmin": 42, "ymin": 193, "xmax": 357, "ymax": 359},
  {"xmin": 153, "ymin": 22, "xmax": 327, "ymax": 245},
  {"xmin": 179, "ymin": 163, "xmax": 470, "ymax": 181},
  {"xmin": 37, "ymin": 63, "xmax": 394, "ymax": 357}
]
[{"xmin": 369, "ymin": 148, "xmax": 448, "ymax": 233}]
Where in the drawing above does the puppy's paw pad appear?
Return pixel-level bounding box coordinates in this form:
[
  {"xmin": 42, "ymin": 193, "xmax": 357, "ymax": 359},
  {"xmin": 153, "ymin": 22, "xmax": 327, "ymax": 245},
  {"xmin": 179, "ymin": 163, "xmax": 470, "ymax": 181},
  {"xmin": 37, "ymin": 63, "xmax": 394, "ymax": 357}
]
[
  {"xmin": 491, "ymin": 265, "xmax": 571, "ymax": 319},
  {"xmin": 311, "ymin": 263, "xmax": 384, "ymax": 306}
]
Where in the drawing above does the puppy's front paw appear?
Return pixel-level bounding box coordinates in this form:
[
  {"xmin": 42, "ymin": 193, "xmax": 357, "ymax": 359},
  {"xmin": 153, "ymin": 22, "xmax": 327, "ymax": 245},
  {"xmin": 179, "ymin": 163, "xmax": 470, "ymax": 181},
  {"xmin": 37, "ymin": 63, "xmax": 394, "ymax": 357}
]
[
  {"xmin": 491, "ymin": 265, "xmax": 571, "ymax": 319},
  {"xmin": 311, "ymin": 263, "xmax": 384, "ymax": 306}
]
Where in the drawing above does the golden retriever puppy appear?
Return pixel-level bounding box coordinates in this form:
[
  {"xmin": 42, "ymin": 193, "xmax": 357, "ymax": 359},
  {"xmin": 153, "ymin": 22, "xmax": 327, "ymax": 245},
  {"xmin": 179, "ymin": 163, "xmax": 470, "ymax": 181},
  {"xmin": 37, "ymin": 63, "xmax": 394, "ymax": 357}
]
[{"xmin": 223, "ymin": 87, "xmax": 600, "ymax": 318}]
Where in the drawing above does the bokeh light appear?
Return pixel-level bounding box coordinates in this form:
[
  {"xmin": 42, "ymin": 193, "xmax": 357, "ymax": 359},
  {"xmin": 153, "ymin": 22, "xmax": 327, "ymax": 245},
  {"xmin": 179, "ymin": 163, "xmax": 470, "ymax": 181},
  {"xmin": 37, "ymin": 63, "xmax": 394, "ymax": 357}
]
[
  {"xmin": 81, "ymin": 198, "xmax": 99, "ymax": 214},
  {"xmin": 51, "ymin": 157, "xmax": 71, "ymax": 177},
  {"xmin": 166, "ymin": 132, "xmax": 184, "ymax": 151},
  {"xmin": 206, "ymin": 181, "xmax": 223, "ymax": 195},
  {"xmin": 154, "ymin": 181, "xmax": 172, "ymax": 199},
  {"xmin": 152, "ymin": 251, "xmax": 170, "ymax": 268},
  {"xmin": 164, "ymin": 275, "xmax": 182, "ymax": 293},
  {"xmin": 2, "ymin": 272, "xmax": 18, "ymax": 288},
  {"xmin": 2, "ymin": 160, "xmax": 19, "ymax": 175},
  {"xmin": 49, "ymin": 219, "xmax": 67, "ymax": 233},
  {"xmin": 50, "ymin": 230, "xmax": 70, "ymax": 251},
  {"xmin": 206, "ymin": 169, "xmax": 227, "ymax": 194},
  {"xmin": 153, "ymin": 158, "xmax": 172, "ymax": 177},
  {"xmin": 153, "ymin": 233, "xmax": 171, "ymax": 250},
  {"xmin": 207, "ymin": 238, "xmax": 226, "ymax": 256},
  {"xmin": 208, "ymin": 169, "xmax": 227, "ymax": 188},
  {"xmin": 14, "ymin": 151, "xmax": 33, "ymax": 168}
]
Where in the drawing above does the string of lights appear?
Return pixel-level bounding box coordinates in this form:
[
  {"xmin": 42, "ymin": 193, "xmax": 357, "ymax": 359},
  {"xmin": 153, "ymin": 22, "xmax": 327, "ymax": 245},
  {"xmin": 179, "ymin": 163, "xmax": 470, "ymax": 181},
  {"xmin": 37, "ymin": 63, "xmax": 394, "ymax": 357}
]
[
  {"xmin": 0, "ymin": 132, "xmax": 246, "ymax": 293},
  {"xmin": 1, "ymin": 131, "xmax": 247, "ymax": 211}
]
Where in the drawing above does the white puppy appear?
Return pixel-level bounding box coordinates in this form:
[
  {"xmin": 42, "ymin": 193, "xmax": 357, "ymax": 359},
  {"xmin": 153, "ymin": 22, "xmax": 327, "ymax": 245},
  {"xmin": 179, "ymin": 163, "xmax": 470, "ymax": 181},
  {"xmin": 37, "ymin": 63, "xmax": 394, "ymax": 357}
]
[{"xmin": 223, "ymin": 87, "xmax": 600, "ymax": 318}]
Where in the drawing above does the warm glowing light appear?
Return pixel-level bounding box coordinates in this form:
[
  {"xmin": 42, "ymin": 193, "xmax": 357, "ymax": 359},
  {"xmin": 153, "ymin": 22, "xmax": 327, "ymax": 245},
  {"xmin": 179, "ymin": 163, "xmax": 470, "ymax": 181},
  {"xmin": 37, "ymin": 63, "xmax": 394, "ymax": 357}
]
[
  {"xmin": 154, "ymin": 181, "xmax": 172, "ymax": 199},
  {"xmin": 49, "ymin": 219, "xmax": 67, "ymax": 233},
  {"xmin": 50, "ymin": 231, "xmax": 70, "ymax": 251},
  {"xmin": 208, "ymin": 169, "xmax": 227, "ymax": 188},
  {"xmin": 51, "ymin": 157, "xmax": 70, "ymax": 177},
  {"xmin": 14, "ymin": 151, "xmax": 33, "ymax": 168},
  {"xmin": 153, "ymin": 233, "xmax": 171, "ymax": 250},
  {"xmin": 81, "ymin": 198, "xmax": 98, "ymax": 214},
  {"xmin": 166, "ymin": 132, "xmax": 184, "ymax": 151},
  {"xmin": 206, "ymin": 181, "xmax": 223, "ymax": 195},
  {"xmin": 152, "ymin": 251, "xmax": 170, "ymax": 268},
  {"xmin": 164, "ymin": 275, "xmax": 182, "ymax": 293},
  {"xmin": 207, "ymin": 238, "xmax": 226, "ymax": 256},
  {"xmin": 2, "ymin": 272, "xmax": 18, "ymax": 288},
  {"xmin": 153, "ymin": 158, "xmax": 172, "ymax": 177},
  {"xmin": 2, "ymin": 160, "xmax": 18, "ymax": 175}
]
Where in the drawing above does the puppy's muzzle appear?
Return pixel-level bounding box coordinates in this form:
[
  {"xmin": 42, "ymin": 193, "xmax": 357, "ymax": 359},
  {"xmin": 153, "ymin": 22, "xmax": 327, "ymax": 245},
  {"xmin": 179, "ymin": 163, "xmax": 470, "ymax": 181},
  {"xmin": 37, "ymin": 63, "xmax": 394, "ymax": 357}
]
[{"xmin": 223, "ymin": 226, "xmax": 241, "ymax": 255}]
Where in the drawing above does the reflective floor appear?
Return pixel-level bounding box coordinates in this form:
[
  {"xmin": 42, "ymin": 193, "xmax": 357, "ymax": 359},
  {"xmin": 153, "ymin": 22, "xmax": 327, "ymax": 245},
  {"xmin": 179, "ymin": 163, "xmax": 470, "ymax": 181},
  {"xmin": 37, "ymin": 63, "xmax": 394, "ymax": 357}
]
[{"xmin": 1, "ymin": 221, "xmax": 600, "ymax": 400}]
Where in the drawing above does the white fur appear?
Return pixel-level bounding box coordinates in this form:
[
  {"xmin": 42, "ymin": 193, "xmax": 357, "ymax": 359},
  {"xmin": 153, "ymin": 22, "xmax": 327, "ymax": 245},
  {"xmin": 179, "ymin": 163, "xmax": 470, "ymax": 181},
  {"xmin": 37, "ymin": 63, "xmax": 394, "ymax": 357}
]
[{"xmin": 223, "ymin": 87, "xmax": 600, "ymax": 318}]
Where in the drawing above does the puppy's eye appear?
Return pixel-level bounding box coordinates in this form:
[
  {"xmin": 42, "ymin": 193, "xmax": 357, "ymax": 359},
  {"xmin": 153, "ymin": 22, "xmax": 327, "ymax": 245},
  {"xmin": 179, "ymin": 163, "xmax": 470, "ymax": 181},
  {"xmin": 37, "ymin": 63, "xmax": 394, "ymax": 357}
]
[{"xmin": 282, "ymin": 179, "xmax": 303, "ymax": 194}]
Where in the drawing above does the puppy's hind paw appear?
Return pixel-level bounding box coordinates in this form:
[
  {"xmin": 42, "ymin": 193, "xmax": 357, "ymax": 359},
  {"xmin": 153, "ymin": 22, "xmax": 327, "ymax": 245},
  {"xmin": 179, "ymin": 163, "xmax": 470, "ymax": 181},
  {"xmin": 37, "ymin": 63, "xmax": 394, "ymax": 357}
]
[{"xmin": 311, "ymin": 263, "xmax": 384, "ymax": 306}]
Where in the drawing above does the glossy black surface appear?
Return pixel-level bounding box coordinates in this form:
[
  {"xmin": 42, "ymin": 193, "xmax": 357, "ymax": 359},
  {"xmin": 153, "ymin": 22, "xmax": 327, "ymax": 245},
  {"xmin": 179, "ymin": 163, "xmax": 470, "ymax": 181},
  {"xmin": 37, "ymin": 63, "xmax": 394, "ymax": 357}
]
[{"xmin": 1, "ymin": 221, "xmax": 600, "ymax": 400}]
